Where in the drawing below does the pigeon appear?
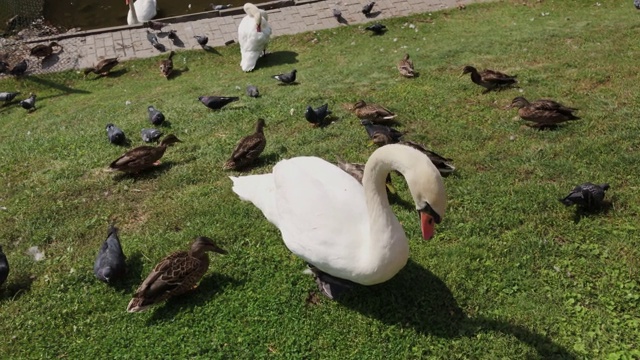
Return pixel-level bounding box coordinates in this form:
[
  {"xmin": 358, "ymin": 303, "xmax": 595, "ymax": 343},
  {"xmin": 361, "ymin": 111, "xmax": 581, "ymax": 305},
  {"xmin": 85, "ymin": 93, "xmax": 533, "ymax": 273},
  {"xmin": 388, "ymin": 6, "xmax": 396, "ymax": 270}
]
[
  {"xmin": 20, "ymin": 93, "xmax": 36, "ymax": 111},
  {"xmin": 147, "ymin": 106, "xmax": 165, "ymax": 126},
  {"xmin": 0, "ymin": 245, "xmax": 8, "ymax": 287},
  {"xmin": 333, "ymin": 8, "xmax": 342, "ymax": 20},
  {"xmin": 635, "ymin": 0, "xmax": 640, "ymax": 9},
  {"xmin": 365, "ymin": 23, "xmax": 387, "ymax": 35},
  {"xmin": 0, "ymin": 60, "xmax": 8, "ymax": 74},
  {"xmin": 0, "ymin": 91, "xmax": 20, "ymax": 104},
  {"xmin": 159, "ymin": 51, "xmax": 174, "ymax": 79},
  {"xmin": 93, "ymin": 224, "xmax": 126, "ymax": 284},
  {"xmin": 106, "ymin": 123, "xmax": 126, "ymax": 145},
  {"xmin": 362, "ymin": 2, "xmax": 375, "ymax": 16},
  {"xmin": 9, "ymin": 59, "xmax": 28, "ymax": 76},
  {"xmin": 141, "ymin": 128, "xmax": 163, "ymax": 143},
  {"xmin": 246, "ymin": 85, "xmax": 260, "ymax": 98},
  {"xmin": 146, "ymin": 30, "xmax": 165, "ymax": 51},
  {"xmin": 211, "ymin": 3, "xmax": 232, "ymax": 10},
  {"xmin": 304, "ymin": 103, "xmax": 332, "ymax": 127},
  {"xmin": 145, "ymin": 20, "xmax": 168, "ymax": 31},
  {"xmin": 560, "ymin": 183, "xmax": 610, "ymax": 211},
  {"xmin": 272, "ymin": 69, "xmax": 297, "ymax": 84},
  {"xmin": 199, "ymin": 96, "xmax": 240, "ymax": 110},
  {"xmin": 360, "ymin": 119, "xmax": 403, "ymax": 143},
  {"xmin": 167, "ymin": 30, "xmax": 179, "ymax": 42},
  {"xmin": 194, "ymin": 35, "xmax": 209, "ymax": 47}
]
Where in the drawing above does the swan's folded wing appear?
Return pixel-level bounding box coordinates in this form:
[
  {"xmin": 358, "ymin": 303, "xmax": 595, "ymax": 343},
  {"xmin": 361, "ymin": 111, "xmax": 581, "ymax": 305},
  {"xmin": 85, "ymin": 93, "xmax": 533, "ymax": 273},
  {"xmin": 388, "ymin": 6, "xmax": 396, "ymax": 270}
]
[{"xmin": 272, "ymin": 157, "xmax": 369, "ymax": 271}]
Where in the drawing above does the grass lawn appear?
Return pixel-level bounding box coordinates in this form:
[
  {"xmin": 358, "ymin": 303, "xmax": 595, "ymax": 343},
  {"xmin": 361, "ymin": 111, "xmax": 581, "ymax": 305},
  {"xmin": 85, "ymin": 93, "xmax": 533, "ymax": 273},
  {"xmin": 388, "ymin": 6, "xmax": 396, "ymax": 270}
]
[{"xmin": 1, "ymin": 0, "xmax": 639, "ymax": 358}]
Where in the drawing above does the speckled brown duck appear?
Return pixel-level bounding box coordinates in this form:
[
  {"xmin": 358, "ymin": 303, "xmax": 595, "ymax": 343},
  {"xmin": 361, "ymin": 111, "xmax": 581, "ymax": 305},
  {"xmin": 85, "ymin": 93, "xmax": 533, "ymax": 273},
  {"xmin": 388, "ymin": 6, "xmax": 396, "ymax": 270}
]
[
  {"xmin": 224, "ymin": 118, "xmax": 267, "ymax": 170},
  {"xmin": 509, "ymin": 96, "xmax": 580, "ymax": 128},
  {"xmin": 109, "ymin": 134, "xmax": 181, "ymax": 173}
]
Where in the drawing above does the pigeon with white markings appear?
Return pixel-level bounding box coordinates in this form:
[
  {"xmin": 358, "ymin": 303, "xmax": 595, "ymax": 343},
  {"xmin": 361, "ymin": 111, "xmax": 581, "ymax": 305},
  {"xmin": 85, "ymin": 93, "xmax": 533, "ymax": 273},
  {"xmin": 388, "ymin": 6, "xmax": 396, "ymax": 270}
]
[
  {"xmin": 106, "ymin": 123, "xmax": 126, "ymax": 145},
  {"xmin": 246, "ymin": 85, "xmax": 260, "ymax": 98},
  {"xmin": 0, "ymin": 91, "xmax": 20, "ymax": 104},
  {"xmin": 560, "ymin": 183, "xmax": 610, "ymax": 211},
  {"xmin": 141, "ymin": 128, "xmax": 163, "ymax": 143},
  {"xmin": 147, "ymin": 106, "xmax": 165, "ymax": 126},
  {"xmin": 94, "ymin": 224, "xmax": 126, "ymax": 284},
  {"xmin": 20, "ymin": 93, "xmax": 36, "ymax": 111},
  {"xmin": 272, "ymin": 69, "xmax": 297, "ymax": 84},
  {"xmin": 635, "ymin": 0, "xmax": 640, "ymax": 9}
]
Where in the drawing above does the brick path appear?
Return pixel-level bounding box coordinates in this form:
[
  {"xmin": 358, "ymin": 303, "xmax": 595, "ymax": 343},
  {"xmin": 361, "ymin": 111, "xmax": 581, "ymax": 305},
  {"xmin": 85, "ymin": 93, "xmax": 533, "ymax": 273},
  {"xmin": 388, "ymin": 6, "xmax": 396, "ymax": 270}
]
[{"xmin": 5, "ymin": 0, "xmax": 484, "ymax": 74}]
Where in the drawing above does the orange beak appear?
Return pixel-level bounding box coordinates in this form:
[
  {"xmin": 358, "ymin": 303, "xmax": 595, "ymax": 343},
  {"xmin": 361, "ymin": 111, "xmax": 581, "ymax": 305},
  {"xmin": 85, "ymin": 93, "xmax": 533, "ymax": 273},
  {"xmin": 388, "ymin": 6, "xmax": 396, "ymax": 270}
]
[{"xmin": 420, "ymin": 211, "xmax": 436, "ymax": 240}]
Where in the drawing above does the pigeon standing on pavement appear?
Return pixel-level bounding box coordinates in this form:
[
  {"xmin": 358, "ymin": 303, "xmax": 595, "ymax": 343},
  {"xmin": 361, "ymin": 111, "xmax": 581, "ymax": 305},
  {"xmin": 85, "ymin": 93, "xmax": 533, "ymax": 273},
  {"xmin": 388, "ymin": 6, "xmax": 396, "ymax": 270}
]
[
  {"xmin": 198, "ymin": 96, "xmax": 240, "ymax": 110},
  {"xmin": 93, "ymin": 224, "xmax": 127, "ymax": 284},
  {"xmin": 106, "ymin": 123, "xmax": 126, "ymax": 145},
  {"xmin": 147, "ymin": 106, "xmax": 165, "ymax": 126},
  {"xmin": 560, "ymin": 183, "xmax": 610, "ymax": 212},
  {"xmin": 194, "ymin": 35, "xmax": 209, "ymax": 47},
  {"xmin": 20, "ymin": 93, "xmax": 36, "ymax": 111},
  {"xmin": 146, "ymin": 30, "xmax": 165, "ymax": 51},
  {"xmin": 362, "ymin": 2, "xmax": 375, "ymax": 16},
  {"xmin": 246, "ymin": 85, "xmax": 260, "ymax": 98},
  {"xmin": 141, "ymin": 128, "xmax": 163, "ymax": 143},
  {"xmin": 272, "ymin": 69, "xmax": 297, "ymax": 84}
]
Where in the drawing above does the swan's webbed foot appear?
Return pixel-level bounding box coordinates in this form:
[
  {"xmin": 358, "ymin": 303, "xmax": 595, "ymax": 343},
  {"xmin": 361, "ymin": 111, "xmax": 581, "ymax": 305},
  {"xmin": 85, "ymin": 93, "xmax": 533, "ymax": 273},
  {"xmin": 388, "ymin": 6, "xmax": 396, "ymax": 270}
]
[{"xmin": 308, "ymin": 265, "xmax": 354, "ymax": 300}]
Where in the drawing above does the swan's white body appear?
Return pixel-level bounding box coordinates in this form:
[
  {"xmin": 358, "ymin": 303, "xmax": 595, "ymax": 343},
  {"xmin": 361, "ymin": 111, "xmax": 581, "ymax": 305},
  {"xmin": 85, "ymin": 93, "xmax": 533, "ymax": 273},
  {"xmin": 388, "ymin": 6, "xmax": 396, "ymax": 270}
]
[
  {"xmin": 238, "ymin": 3, "xmax": 272, "ymax": 72},
  {"xmin": 230, "ymin": 145, "xmax": 447, "ymax": 285},
  {"xmin": 127, "ymin": 0, "xmax": 157, "ymax": 25}
]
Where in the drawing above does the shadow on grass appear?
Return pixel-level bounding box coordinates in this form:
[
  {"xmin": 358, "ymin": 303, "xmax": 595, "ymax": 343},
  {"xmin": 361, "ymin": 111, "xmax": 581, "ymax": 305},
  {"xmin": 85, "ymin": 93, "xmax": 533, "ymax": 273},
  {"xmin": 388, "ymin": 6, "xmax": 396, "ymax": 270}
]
[
  {"xmin": 89, "ymin": 68, "xmax": 129, "ymax": 80},
  {"xmin": 0, "ymin": 273, "xmax": 35, "ymax": 302},
  {"xmin": 23, "ymin": 75, "xmax": 91, "ymax": 99},
  {"xmin": 336, "ymin": 260, "xmax": 576, "ymax": 359},
  {"xmin": 257, "ymin": 50, "xmax": 298, "ymax": 69},
  {"xmin": 572, "ymin": 200, "xmax": 613, "ymax": 224},
  {"xmin": 111, "ymin": 251, "xmax": 145, "ymax": 293},
  {"xmin": 167, "ymin": 67, "xmax": 188, "ymax": 80},
  {"xmin": 146, "ymin": 273, "xmax": 242, "ymax": 324},
  {"xmin": 112, "ymin": 160, "xmax": 179, "ymax": 182},
  {"xmin": 204, "ymin": 46, "xmax": 222, "ymax": 55}
]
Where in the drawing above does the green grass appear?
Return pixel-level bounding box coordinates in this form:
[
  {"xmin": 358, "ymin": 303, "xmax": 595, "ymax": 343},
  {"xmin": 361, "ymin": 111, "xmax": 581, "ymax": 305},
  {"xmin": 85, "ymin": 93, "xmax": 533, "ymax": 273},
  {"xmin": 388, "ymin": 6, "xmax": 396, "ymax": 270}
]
[{"xmin": 1, "ymin": 0, "xmax": 639, "ymax": 358}]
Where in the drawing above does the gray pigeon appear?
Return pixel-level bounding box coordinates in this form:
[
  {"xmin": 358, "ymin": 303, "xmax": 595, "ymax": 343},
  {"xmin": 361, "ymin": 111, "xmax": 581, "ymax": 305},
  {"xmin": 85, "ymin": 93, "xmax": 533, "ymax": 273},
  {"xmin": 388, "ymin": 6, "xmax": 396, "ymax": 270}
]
[
  {"xmin": 147, "ymin": 105, "xmax": 165, "ymax": 126},
  {"xmin": 560, "ymin": 183, "xmax": 610, "ymax": 211},
  {"xmin": 199, "ymin": 96, "xmax": 240, "ymax": 110},
  {"xmin": 362, "ymin": 2, "xmax": 375, "ymax": 16},
  {"xmin": 635, "ymin": 0, "xmax": 640, "ymax": 9},
  {"xmin": 94, "ymin": 224, "xmax": 126, "ymax": 284},
  {"xmin": 146, "ymin": 30, "xmax": 165, "ymax": 52},
  {"xmin": 365, "ymin": 23, "xmax": 387, "ymax": 35},
  {"xmin": 9, "ymin": 59, "xmax": 28, "ymax": 76},
  {"xmin": 304, "ymin": 103, "xmax": 332, "ymax": 127},
  {"xmin": 141, "ymin": 128, "xmax": 163, "ymax": 143},
  {"xmin": 194, "ymin": 35, "xmax": 209, "ymax": 47},
  {"xmin": 106, "ymin": 123, "xmax": 126, "ymax": 145},
  {"xmin": 333, "ymin": 8, "xmax": 342, "ymax": 20},
  {"xmin": 0, "ymin": 91, "xmax": 20, "ymax": 104},
  {"xmin": 272, "ymin": 69, "xmax": 297, "ymax": 84},
  {"xmin": 246, "ymin": 85, "xmax": 260, "ymax": 98},
  {"xmin": 20, "ymin": 93, "xmax": 36, "ymax": 111},
  {"xmin": 0, "ymin": 245, "xmax": 8, "ymax": 287}
]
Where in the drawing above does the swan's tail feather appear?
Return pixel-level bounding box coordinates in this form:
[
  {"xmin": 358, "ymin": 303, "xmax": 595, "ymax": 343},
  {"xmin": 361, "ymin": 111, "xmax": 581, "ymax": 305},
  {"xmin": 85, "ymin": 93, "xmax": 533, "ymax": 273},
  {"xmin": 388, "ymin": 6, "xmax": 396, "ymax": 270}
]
[{"xmin": 229, "ymin": 175, "xmax": 279, "ymax": 227}]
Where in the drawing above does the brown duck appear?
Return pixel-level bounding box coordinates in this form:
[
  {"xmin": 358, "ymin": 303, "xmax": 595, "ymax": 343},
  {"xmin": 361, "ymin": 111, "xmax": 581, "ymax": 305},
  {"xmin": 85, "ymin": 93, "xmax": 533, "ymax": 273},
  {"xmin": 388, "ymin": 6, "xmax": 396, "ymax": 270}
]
[
  {"xmin": 336, "ymin": 157, "xmax": 395, "ymax": 193},
  {"xmin": 509, "ymin": 97, "xmax": 580, "ymax": 128},
  {"xmin": 30, "ymin": 42, "xmax": 63, "ymax": 58},
  {"xmin": 109, "ymin": 134, "xmax": 181, "ymax": 173},
  {"xmin": 84, "ymin": 58, "xmax": 119, "ymax": 78},
  {"xmin": 223, "ymin": 118, "xmax": 267, "ymax": 170},
  {"xmin": 397, "ymin": 53, "xmax": 416, "ymax": 78},
  {"xmin": 127, "ymin": 236, "xmax": 227, "ymax": 312},
  {"xmin": 350, "ymin": 100, "xmax": 397, "ymax": 124},
  {"xmin": 461, "ymin": 65, "xmax": 518, "ymax": 93},
  {"xmin": 159, "ymin": 51, "xmax": 175, "ymax": 79}
]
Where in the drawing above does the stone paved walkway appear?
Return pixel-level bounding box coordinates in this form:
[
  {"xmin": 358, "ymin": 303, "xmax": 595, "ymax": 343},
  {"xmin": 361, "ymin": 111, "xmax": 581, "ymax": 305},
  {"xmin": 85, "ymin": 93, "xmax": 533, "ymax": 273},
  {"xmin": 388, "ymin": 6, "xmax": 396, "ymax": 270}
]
[{"xmin": 4, "ymin": 0, "xmax": 484, "ymax": 75}]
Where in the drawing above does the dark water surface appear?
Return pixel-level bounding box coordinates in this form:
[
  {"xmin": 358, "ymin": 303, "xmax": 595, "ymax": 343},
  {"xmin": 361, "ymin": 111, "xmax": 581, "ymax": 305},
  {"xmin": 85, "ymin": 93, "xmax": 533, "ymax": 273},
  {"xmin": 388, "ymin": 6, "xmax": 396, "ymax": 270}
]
[{"xmin": 43, "ymin": 0, "xmax": 267, "ymax": 31}]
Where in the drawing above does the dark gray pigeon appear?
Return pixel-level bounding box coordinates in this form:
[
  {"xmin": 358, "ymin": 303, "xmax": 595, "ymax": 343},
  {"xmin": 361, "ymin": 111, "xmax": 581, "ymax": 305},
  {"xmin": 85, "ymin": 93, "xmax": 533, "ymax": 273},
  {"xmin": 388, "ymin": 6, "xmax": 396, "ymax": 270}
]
[
  {"xmin": 145, "ymin": 20, "xmax": 168, "ymax": 31},
  {"xmin": 94, "ymin": 224, "xmax": 126, "ymax": 284},
  {"xmin": 0, "ymin": 91, "xmax": 20, "ymax": 104},
  {"xmin": 106, "ymin": 123, "xmax": 126, "ymax": 145},
  {"xmin": 146, "ymin": 30, "xmax": 165, "ymax": 52},
  {"xmin": 246, "ymin": 85, "xmax": 260, "ymax": 98},
  {"xmin": 365, "ymin": 23, "xmax": 387, "ymax": 35},
  {"xmin": 9, "ymin": 59, "xmax": 28, "ymax": 76},
  {"xmin": 272, "ymin": 69, "xmax": 297, "ymax": 84},
  {"xmin": 635, "ymin": 0, "xmax": 640, "ymax": 9},
  {"xmin": 147, "ymin": 105, "xmax": 165, "ymax": 126},
  {"xmin": 194, "ymin": 35, "xmax": 209, "ymax": 47},
  {"xmin": 20, "ymin": 93, "xmax": 36, "ymax": 111},
  {"xmin": 560, "ymin": 183, "xmax": 610, "ymax": 211},
  {"xmin": 333, "ymin": 8, "xmax": 342, "ymax": 20},
  {"xmin": 304, "ymin": 103, "xmax": 332, "ymax": 127},
  {"xmin": 198, "ymin": 96, "xmax": 240, "ymax": 110},
  {"xmin": 0, "ymin": 245, "xmax": 8, "ymax": 287},
  {"xmin": 141, "ymin": 128, "xmax": 163, "ymax": 143},
  {"xmin": 360, "ymin": 119, "xmax": 403, "ymax": 143},
  {"xmin": 362, "ymin": 2, "xmax": 375, "ymax": 16},
  {"xmin": 0, "ymin": 61, "xmax": 8, "ymax": 74}
]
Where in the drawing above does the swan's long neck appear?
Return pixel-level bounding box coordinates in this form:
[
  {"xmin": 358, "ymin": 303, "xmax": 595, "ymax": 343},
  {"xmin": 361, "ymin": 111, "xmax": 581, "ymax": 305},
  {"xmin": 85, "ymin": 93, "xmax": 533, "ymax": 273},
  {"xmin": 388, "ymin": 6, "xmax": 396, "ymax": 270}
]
[{"xmin": 128, "ymin": 0, "xmax": 139, "ymax": 25}]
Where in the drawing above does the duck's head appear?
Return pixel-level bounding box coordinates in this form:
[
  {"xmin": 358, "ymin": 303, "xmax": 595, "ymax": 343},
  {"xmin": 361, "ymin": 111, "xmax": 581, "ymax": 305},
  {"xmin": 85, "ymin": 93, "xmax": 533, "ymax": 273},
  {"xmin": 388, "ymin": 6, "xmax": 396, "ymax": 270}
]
[
  {"xmin": 159, "ymin": 134, "xmax": 182, "ymax": 146},
  {"xmin": 371, "ymin": 132, "xmax": 392, "ymax": 147},
  {"xmin": 255, "ymin": 118, "xmax": 266, "ymax": 132},
  {"xmin": 460, "ymin": 65, "xmax": 477, "ymax": 77},
  {"xmin": 509, "ymin": 96, "xmax": 530, "ymax": 109},
  {"xmin": 190, "ymin": 236, "xmax": 228, "ymax": 256}
]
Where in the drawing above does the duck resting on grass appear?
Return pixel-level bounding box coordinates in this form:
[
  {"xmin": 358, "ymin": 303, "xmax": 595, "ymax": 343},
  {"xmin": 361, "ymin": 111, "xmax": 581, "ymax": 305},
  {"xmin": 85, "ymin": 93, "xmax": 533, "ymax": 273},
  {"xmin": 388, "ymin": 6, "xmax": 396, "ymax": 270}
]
[
  {"xmin": 127, "ymin": 236, "xmax": 227, "ymax": 312},
  {"xmin": 238, "ymin": 3, "xmax": 272, "ymax": 72},
  {"xmin": 350, "ymin": 100, "xmax": 396, "ymax": 125},
  {"xmin": 509, "ymin": 96, "xmax": 580, "ymax": 128},
  {"xmin": 230, "ymin": 144, "xmax": 446, "ymax": 299},
  {"xmin": 223, "ymin": 118, "xmax": 267, "ymax": 170},
  {"xmin": 109, "ymin": 134, "xmax": 181, "ymax": 173},
  {"xmin": 460, "ymin": 65, "xmax": 518, "ymax": 93},
  {"xmin": 397, "ymin": 53, "xmax": 416, "ymax": 78},
  {"xmin": 84, "ymin": 58, "xmax": 119, "ymax": 78}
]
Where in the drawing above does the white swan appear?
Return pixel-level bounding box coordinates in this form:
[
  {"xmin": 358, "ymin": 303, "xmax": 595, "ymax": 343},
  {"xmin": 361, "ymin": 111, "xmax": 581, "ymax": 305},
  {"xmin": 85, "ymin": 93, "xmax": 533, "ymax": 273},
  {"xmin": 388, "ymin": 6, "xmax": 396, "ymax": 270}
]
[
  {"xmin": 237, "ymin": 3, "xmax": 272, "ymax": 72},
  {"xmin": 126, "ymin": 0, "xmax": 157, "ymax": 26},
  {"xmin": 230, "ymin": 144, "xmax": 447, "ymax": 297}
]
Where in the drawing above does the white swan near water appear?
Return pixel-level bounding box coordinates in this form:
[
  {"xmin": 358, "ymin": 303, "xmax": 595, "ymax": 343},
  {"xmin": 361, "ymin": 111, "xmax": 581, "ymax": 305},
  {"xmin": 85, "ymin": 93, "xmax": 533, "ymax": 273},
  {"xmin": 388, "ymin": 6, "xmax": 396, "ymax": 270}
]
[
  {"xmin": 237, "ymin": 3, "xmax": 272, "ymax": 72},
  {"xmin": 126, "ymin": 0, "xmax": 157, "ymax": 25},
  {"xmin": 230, "ymin": 144, "xmax": 447, "ymax": 297}
]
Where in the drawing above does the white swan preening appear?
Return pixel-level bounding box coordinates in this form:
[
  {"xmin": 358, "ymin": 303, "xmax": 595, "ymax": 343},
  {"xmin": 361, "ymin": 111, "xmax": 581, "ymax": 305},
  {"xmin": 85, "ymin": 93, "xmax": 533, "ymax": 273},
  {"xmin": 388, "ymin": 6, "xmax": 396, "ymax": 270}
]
[
  {"xmin": 230, "ymin": 144, "xmax": 447, "ymax": 297},
  {"xmin": 126, "ymin": 0, "xmax": 157, "ymax": 25},
  {"xmin": 237, "ymin": 3, "xmax": 272, "ymax": 72}
]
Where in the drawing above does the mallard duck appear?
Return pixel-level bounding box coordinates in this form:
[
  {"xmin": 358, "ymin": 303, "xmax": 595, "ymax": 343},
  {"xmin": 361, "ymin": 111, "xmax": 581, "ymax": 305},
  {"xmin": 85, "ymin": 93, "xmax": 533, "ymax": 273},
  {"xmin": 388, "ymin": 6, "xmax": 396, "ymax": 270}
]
[
  {"xmin": 361, "ymin": 120, "xmax": 404, "ymax": 144},
  {"xmin": 336, "ymin": 157, "xmax": 395, "ymax": 193},
  {"xmin": 461, "ymin": 65, "xmax": 518, "ymax": 93},
  {"xmin": 224, "ymin": 118, "xmax": 266, "ymax": 170},
  {"xmin": 372, "ymin": 135, "xmax": 455, "ymax": 176},
  {"xmin": 397, "ymin": 53, "xmax": 416, "ymax": 78},
  {"xmin": 109, "ymin": 134, "xmax": 181, "ymax": 173},
  {"xmin": 84, "ymin": 58, "xmax": 119, "ymax": 78},
  {"xmin": 351, "ymin": 100, "xmax": 396, "ymax": 124},
  {"xmin": 509, "ymin": 97, "xmax": 580, "ymax": 128},
  {"xmin": 560, "ymin": 183, "xmax": 609, "ymax": 212},
  {"xmin": 29, "ymin": 42, "xmax": 63, "ymax": 58},
  {"xmin": 127, "ymin": 236, "xmax": 227, "ymax": 312},
  {"xmin": 159, "ymin": 51, "xmax": 174, "ymax": 79}
]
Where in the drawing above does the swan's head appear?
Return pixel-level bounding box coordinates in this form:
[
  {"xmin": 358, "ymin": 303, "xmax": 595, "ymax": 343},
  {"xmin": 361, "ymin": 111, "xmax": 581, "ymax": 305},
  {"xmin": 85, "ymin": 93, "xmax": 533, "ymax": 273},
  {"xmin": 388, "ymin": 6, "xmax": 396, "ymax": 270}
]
[
  {"xmin": 244, "ymin": 3, "xmax": 263, "ymax": 32},
  {"xmin": 375, "ymin": 144, "xmax": 446, "ymax": 240}
]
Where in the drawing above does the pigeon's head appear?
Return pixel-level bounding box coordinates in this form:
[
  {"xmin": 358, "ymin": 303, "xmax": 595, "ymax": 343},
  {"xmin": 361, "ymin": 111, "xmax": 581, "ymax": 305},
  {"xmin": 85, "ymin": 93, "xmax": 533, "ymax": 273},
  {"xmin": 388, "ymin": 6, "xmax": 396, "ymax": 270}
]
[
  {"xmin": 97, "ymin": 267, "xmax": 114, "ymax": 283},
  {"xmin": 291, "ymin": 69, "xmax": 297, "ymax": 75},
  {"xmin": 147, "ymin": 106, "xmax": 156, "ymax": 112},
  {"xmin": 106, "ymin": 123, "xmax": 115, "ymax": 131},
  {"xmin": 460, "ymin": 65, "xmax": 477, "ymax": 76},
  {"xmin": 509, "ymin": 96, "xmax": 530, "ymax": 109}
]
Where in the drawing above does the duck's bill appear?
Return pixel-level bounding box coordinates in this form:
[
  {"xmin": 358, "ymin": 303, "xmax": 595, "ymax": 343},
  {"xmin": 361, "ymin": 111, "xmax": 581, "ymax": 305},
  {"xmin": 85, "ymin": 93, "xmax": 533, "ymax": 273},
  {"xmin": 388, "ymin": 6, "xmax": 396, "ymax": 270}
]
[{"xmin": 419, "ymin": 211, "xmax": 435, "ymax": 240}]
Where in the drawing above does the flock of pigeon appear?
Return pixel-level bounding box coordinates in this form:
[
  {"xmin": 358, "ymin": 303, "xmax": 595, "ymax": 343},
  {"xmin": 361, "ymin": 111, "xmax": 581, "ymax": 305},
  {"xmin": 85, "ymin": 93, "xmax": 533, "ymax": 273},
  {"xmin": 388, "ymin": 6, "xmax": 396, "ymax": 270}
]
[{"xmin": 0, "ymin": 1, "xmax": 612, "ymax": 309}]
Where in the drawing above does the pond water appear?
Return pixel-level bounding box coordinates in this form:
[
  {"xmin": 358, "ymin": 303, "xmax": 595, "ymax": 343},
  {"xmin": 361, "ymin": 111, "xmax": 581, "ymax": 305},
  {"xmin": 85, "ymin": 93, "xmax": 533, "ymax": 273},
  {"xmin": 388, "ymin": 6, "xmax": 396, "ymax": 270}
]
[{"xmin": 43, "ymin": 0, "xmax": 267, "ymax": 32}]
